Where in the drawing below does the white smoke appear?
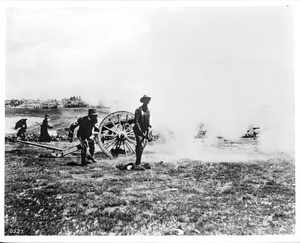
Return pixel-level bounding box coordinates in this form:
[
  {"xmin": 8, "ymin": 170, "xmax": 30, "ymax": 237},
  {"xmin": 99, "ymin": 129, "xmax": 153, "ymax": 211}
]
[
  {"xmin": 257, "ymin": 100, "xmax": 294, "ymax": 154},
  {"xmin": 103, "ymin": 71, "xmax": 294, "ymax": 162},
  {"xmin": 143, "ymin": 76, "xmax": 293, "ymax": 160}
]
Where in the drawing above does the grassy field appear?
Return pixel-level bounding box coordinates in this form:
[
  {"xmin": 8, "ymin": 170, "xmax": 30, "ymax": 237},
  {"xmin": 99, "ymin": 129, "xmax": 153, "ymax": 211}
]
[{"xmin": 4, "ymin": 139, "xmax": 295, "ymax": 236}]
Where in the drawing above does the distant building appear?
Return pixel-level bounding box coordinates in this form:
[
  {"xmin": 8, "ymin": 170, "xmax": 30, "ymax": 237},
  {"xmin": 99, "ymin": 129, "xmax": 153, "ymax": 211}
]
[
  {"xmin": 5, "ymin": 96, "xmax": 89, "ymax": 109},
  {"xmin": 42, "ymin": 99, "xmax": 59, "ymax": 109},
  {"xmin": 5, "ymin": 99, "xmax": 24, "ymax": 107},
  {"xmin": 62, "ymin": 96, "xmax": 88, "ymax": 108}
]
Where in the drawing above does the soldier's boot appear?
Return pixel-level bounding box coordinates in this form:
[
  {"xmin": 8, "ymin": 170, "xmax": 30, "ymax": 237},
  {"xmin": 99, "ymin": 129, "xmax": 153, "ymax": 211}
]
[
  {"xmin": 134, "ymin": 151, "xmax": 145, "ymax": 170},
  {"xmin": 81, "ymin": 147, "xmax": 87, "ymax": 166},
  {"xmin": 87, "ymin": 147, "xmax": 97, "ymax": 163},
  {"xmin": 81, "ymin": 158, "xmax": 87, "ymax": 166},
  {"xmin": 135, "ymin": 150, "xmax": 142, "ymax": 165},
  {"xmin": 133, "ymin": 164, "xmax": 146, "ymax": 170},
  {"xmin": 87, "ymin": 155, "xmax": 97, "ymax": 163}
]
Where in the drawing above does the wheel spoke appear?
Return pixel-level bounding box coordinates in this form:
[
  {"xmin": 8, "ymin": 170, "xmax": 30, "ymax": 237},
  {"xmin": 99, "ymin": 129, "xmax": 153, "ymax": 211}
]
[
  {"xmin": 124, "ymin": 140, "xmax": 135, "ymax": 152},
  {"xmin": 127, "ymin": 138, "xmax": 137, "ymax": 146},
  {"xmin": 123, "ymin": 124, "xmax": 129, "ymax": 131},
  {"xmin": 103, "ymin": 136, "xmax": 116, "ymax": 144},
  {"xmin": 125, "ymin": 127, "xmax": 134, "ymax": 133},
  {"xmin": 101, "ymin": 135, "xmax": 117, "ymax": 142},
  {"xmin": 102, "ymin": 134, "xmax": 117, "ymax": 138},
  {"xmin": 116, "ymin": 140, "xmax": 121, "ymax": 150},
  {"xmin": 103, "ymin": 138, "xmax": 117, "ymax": 149},
  {"xmin": 103, "ymin": 125, "xmax": 118, "ymax": 134},
  {"xmin": 109, "ymin": 139, "xmax": 120, "ymax": 150},
  {"xmin": 113, "ymin": 140, "xmax": 118, "ymax": 150},
  {"xmin": 123, "ymin": 140, "xmax": 130, "ymax": 152},
  {"xmin": 103, "ymin": 139, "xmax": 117, "ymax": 147},
  {"xmin": 122, "ymin": 141, "xmax": 127, "ymax": 156},
  {"xmin": 127, "ymin": 131, "xmax": 135, "ymax": 135},
  {"xmin": 127, "ymin": 135, "xmax": 135, "ymax": 140},
  {"xmin": 109, "ymin": 118, "xmax": 120, "ymax": 132},
  {"xmin": 123, "ymin": 115, "xmax": 129, "ymax": 130}
]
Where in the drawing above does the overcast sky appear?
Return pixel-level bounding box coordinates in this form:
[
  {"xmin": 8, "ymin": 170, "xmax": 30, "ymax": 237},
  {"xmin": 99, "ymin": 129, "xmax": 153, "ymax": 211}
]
[{"xmin": 5, "ymin": 6, "xmax": 294, "ymax": 142}]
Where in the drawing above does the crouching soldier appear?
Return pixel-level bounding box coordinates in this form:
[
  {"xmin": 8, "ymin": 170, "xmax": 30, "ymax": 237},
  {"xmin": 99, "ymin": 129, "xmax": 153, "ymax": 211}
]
[
  {"xmin": 16, "ymin": 119, "xmax": 27, "ymax": 140},
  {"xmin": 68, "ymin": 109, "xmax": 99, "ymax": 166}
]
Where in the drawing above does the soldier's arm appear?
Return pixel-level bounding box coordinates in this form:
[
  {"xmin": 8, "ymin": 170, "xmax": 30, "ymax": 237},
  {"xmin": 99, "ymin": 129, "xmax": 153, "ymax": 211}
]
[
  {"xmin": 93, "ymin": 125, "xmax": 100, "ymax": 134},
  {"xmin": 144, "ymin": 111, "xmax": 151, "ymax": 139},
  {"xmin": 134, "ymin": 109, "xmax": 144, "ymax": 135},
  {"xmin": 90, "ymin": 124, "xmax": 100, "ymax": 140},
  {"xmin": 148, "ymin": 110, "xmax": 151, "ymax": 128},
  {"xmin": 68, "ymin": 120, "xmax": 79, "ymax": 138}
]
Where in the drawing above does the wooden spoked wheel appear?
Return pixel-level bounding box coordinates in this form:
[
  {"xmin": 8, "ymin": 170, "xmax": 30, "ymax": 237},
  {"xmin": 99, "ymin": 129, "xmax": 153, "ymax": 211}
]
[{"xmin": 98, "ymin": 111, "xmax": 136, "ymax": 159}]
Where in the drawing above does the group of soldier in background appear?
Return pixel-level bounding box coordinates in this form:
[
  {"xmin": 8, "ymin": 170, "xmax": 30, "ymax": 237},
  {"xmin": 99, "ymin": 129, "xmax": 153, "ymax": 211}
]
[{"xmin": 15, "ymin": 114, "xmax": 53, "ymax": 142}]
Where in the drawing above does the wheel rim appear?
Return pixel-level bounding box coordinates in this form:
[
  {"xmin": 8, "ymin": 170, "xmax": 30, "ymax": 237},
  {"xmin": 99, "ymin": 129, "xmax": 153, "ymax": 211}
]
[{"xmin": 98, "ymin": 111, "xmax": 136, "ymax": 159}]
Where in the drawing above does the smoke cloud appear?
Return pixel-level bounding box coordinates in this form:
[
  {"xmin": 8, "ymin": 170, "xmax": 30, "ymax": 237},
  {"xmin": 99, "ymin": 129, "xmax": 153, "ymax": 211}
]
[
  {"xmin": 107, "ymin": 69, "xmax": 294, "ymax": 163},
  {"xmin": 109, "ymin": 63, "xmax": 294, "ymax": 161}
]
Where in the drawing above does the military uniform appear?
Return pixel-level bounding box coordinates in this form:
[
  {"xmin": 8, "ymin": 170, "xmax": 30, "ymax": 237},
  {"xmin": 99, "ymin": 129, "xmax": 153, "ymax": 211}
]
[
  {"xmin": 133, "ymin": 95, "xmax": 151, "ymax": 166},
  {"xmin": 68, "ymin": 109, "xmax": 99, "ymax": 166}
]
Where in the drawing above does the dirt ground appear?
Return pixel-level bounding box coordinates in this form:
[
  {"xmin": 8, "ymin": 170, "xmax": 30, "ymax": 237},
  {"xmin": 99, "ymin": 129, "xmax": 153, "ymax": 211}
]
[{"xmin": 4, "ymin": 139, "xmax": 295, "ymax": 236}]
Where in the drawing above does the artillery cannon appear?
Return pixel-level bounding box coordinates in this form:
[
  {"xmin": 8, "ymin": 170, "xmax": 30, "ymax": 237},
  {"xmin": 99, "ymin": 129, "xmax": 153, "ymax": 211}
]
[{"xmin": 16, "ymin": 111, "xmax": 141, "ymax": 159}]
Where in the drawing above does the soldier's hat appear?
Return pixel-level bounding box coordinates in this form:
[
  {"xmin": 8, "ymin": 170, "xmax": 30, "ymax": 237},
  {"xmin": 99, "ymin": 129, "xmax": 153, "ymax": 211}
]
[
  {"xmin": 88, "ymin": 108, "xmax": 98, "ymax": 116},
  {"xmin": 140, "ymin": 95, "xmax": 151, "ymax": 103}
]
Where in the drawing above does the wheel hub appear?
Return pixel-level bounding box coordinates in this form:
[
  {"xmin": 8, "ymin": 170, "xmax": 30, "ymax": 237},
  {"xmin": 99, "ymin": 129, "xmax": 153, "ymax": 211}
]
[{"xmin": 117, "ymin": 131, "xmax": 128, "ymax": 141}]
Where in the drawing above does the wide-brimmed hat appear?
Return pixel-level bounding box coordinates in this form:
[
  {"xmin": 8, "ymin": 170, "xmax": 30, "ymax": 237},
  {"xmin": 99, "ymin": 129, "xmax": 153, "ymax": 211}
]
[
  {"xmin": 140, "ymin": 95, "xmax": 151, "ymax": 103},
  {"xmin": 88, "ymin": 108, "xmax": 98, "ymax": 116}
]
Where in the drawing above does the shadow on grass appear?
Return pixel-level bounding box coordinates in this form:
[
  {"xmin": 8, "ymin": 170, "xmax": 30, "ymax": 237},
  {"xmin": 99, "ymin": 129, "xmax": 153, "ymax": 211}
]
[{"xmin": 66, "ymin": 162, "xmax": 81, "ymax": 166}]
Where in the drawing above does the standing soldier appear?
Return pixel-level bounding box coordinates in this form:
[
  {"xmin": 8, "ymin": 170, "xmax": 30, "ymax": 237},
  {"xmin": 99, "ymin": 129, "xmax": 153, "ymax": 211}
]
[
  {"xmin": 68, "ymin": 108, "xmax": 99, "ymax": 166},
  {"xmin": 133, "ymin": 95, "xmax": 151, "ymax": 170},
  {"xmin": 39, "ymin": 114, "xmax": 53, "ymax": 142}
]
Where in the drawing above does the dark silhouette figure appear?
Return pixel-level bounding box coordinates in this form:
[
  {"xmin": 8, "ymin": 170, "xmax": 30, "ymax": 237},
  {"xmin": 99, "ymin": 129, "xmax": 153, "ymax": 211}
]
[
  {"xmin": 16, "ymin": 119, "xmax": 27, "ymax": 140},
  {"xmin": 68, "ymin": 109, "xmax": 99, "ymax": 166},
  {"xmin": 133, "ymin": 95, "xmax": 151, "ymax": 170},
  {"xmin": 39, "ymin": 114, "xmax": 53, "ymax": 142}
]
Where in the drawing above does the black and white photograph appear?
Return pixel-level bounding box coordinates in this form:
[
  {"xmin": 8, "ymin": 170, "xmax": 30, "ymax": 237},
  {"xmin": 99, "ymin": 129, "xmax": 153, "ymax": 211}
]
[{"xmin": 1, "ymin": 1, "xmax": 299, "ymax": 242}]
